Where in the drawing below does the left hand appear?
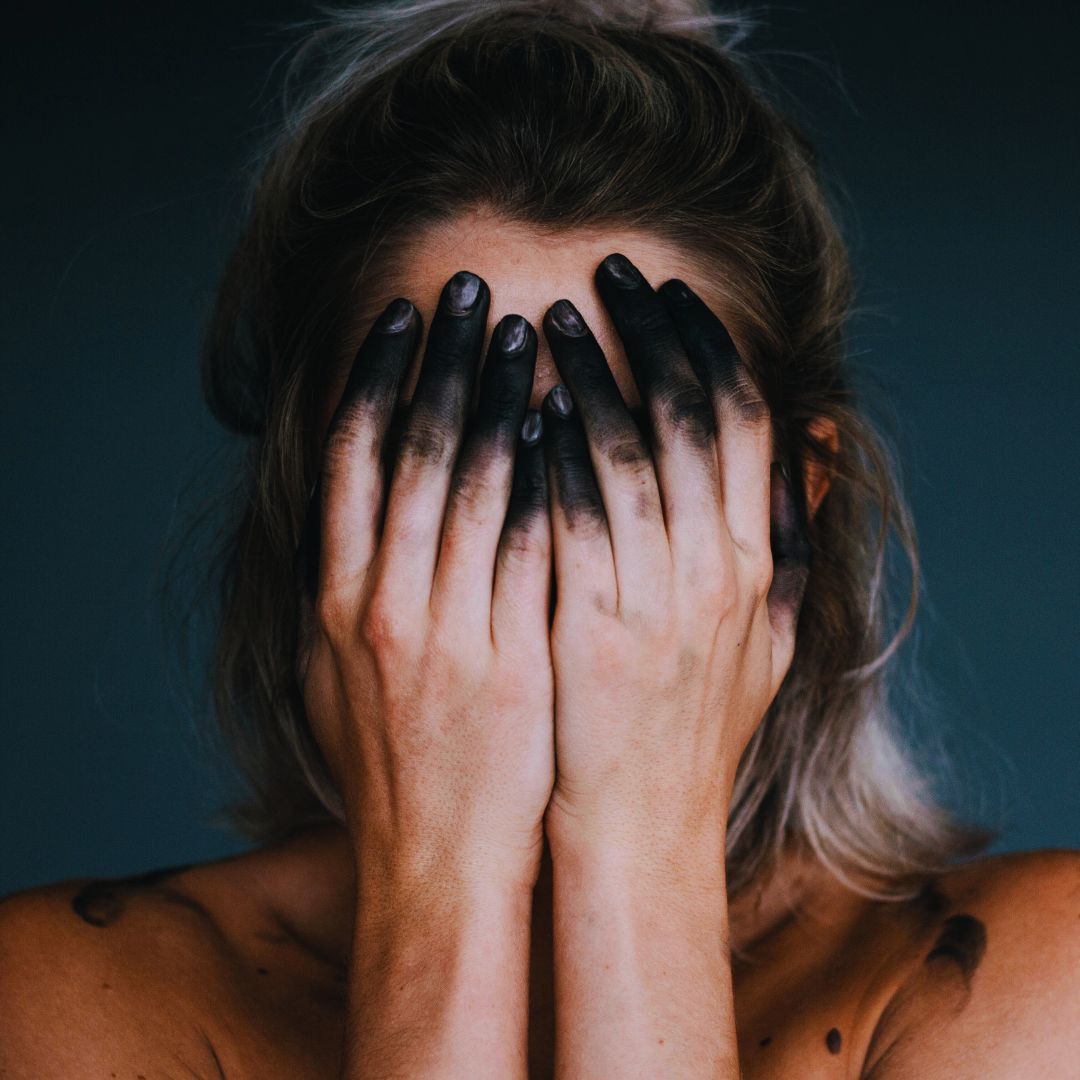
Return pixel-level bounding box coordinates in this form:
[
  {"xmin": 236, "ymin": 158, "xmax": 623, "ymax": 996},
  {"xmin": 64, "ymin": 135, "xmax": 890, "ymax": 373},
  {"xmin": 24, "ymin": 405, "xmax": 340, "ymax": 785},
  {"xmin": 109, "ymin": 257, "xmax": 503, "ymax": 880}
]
[{"xmin": 539, "ymin": 252, "xmax": 811, "ymax": 861}]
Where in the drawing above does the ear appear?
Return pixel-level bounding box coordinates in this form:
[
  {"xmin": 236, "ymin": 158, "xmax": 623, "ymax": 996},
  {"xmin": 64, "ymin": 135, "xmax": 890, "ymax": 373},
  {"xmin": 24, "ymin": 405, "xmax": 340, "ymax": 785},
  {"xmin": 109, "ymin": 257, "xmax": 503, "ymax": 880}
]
[{"xmin": 802, "ymin": 416, "xmax": 839, "ymax": 522}]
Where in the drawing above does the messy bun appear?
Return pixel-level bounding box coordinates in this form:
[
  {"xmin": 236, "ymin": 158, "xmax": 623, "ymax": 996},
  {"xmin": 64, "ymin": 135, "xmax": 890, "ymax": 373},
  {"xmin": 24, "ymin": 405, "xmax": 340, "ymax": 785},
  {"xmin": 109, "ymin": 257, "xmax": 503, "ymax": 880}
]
[{"xmin": 192, "ymin": 0, "xmax": 988, "ymax": 895}]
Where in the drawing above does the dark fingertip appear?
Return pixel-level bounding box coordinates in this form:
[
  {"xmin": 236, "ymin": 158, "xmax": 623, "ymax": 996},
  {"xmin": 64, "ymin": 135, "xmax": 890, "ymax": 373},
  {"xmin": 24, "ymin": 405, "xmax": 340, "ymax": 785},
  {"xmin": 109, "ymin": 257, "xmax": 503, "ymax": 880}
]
[
  {"xmin": 446, "ymin": 270, "xmax": 483, "ymax": 314},
  {"xmin": 495, "ymin": 314, "xmax": 530, "ymax": 354},
  {"xmin": 600, "ymin": 252, "xmax": 644, "ymax": 289},
  {"xmin": 521, "ymin": 409, "xmax": 543, "ymax": 445},
  {"xmin": 544, "ymin": 384, "xmax": 573, "ymax": 418},
  {"xmin": 659, "ymin": 279, "xmax": 695, "ymax": 305},
  {"xmin": 374, "ymin": 298, "xmax": 415, "ymax": 333},
  {"xmin": 548, "ymin": 299, "xmax": 588, "ymax": 337}
]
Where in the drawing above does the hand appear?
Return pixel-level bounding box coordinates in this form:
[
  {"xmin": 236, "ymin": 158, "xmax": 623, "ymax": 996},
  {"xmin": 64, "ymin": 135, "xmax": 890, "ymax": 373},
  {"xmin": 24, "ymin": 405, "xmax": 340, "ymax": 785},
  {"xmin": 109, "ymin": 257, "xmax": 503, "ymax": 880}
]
[
  {"xmin": 294, "ymin": 270, "xmax": 554, "ymax": 890},
  {"xmin": 539, "ymin": 253, "xmax": 810, "ymax": 861}
]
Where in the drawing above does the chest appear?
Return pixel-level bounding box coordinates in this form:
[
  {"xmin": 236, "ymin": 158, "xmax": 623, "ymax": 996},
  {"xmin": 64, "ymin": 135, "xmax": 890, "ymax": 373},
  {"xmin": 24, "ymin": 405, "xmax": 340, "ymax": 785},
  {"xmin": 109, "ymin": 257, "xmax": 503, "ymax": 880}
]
[{"xmin": 216, "ymin": 933, "xmax": 905, "ymax": 1080}]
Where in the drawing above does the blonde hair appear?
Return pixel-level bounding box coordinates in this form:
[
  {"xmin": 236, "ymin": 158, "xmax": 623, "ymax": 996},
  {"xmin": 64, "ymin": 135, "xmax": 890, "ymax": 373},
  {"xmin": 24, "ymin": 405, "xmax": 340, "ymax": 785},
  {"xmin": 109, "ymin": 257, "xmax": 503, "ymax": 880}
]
[{"xmin": 180, "ymin": 0, "xmax": 989, "ymax": 898}]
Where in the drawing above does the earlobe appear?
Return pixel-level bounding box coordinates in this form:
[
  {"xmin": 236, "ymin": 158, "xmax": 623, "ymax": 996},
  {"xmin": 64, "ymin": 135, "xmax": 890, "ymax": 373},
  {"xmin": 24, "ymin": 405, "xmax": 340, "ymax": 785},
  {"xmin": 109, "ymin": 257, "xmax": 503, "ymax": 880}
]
[{"xmin": 802, "ymin": 416, "xmax": 839, "ymax": 521}]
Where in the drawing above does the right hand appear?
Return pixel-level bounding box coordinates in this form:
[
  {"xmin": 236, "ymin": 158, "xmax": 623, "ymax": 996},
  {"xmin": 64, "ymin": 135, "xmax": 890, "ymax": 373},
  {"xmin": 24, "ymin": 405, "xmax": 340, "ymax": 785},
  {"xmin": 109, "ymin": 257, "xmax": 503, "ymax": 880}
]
[{"xmin": 294, "ymin": 270, "xmax": 554, "ymax": 891}]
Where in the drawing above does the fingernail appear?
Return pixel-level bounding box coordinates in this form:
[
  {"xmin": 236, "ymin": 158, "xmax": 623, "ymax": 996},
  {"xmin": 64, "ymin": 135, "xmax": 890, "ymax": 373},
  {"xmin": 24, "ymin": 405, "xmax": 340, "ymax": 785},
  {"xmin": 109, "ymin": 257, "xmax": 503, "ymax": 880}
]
[
  {"xmin": 496, "ymin": 314, "xmax": 528, "ymax": 354},
  {"xmin": 375, "ymin": 298, "xmax": 414, "ymax": 333},
  {"xmin": 446, "ymin": 270, "xmax": 482, "ymax": 313},
  {"xmin": 521, "ymin": 409, "xmax": 543, "ymax": 445},
  {"xmin": 546, "ymin": 384, "xmax": 573, "ymax": 417},
  {"xmin": 660, "ymin": 279, "xmax": 694, "ymax": 305},
  {"xmin": 549, "ymin": 299, "xmax": 587, "ymax": 337},
  {"xmin": 601, "ymin": 253, "xmax": 643, "ymax": 288}
]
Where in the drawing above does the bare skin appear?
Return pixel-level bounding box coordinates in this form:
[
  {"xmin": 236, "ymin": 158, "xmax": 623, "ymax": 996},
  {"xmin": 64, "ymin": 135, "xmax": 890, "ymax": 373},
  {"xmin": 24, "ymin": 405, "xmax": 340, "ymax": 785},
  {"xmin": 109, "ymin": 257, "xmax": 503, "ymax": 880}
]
[{"xmin": 1, "ymin": 214, "xmax": 1077, "ymax": 1077}]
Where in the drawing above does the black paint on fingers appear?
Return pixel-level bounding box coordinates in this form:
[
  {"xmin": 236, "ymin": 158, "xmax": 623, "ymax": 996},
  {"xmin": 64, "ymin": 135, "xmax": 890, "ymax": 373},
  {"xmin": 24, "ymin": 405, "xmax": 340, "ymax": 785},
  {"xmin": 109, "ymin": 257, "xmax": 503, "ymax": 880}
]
[
  {"xmin": 466, "ymin": 315, "xmax": 537, "ymax": 448},
  {"xmin": 543, "ymin": 300, "xmax": 652, "ymax": 472},
  {"xmin": 399, "ymin": 270, "xmax": 489, "ymax": 465},
  {"xmin": 594, "ymin": 255, "xmax": 715, "ymax": 453},
  {"xmin": 541, "ymin": 384, "xmax": 607, "ymax": 529},
  {"xmin": 504, "ymin": 410, "xmax": 548, "ymax": 535},
  {"xmin": 294, "ymin": 298, "xmax": 420, "ymax": 603},
  {"xmin": 768, "ymin": 460, "xmax": 812, "ymax": 613},
  {"xmin": 449, "ymin": 314, "xmax": 537, "ymax": 506},
  {"xmin": 658, "ymin": 277, "xmax": 769, "ymax": 424}
]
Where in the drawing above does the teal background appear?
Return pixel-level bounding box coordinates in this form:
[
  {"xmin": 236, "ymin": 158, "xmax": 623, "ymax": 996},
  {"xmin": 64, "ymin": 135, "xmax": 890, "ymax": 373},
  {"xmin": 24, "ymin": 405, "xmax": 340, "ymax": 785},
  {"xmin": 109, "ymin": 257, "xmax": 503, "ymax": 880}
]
[{"xmin": 3, "ymin": 2, "xmax": 1077, "ymax": 897}]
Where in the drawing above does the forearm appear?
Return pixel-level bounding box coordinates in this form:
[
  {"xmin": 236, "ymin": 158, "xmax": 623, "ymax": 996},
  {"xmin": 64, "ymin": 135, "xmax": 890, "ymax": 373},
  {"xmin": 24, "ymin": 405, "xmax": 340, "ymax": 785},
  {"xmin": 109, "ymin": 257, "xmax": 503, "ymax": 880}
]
[
  {"xmin": 548, "ymin": 830, "xmax": 739, "ymax": 1079},
  {"xmin": 340, "ymin": 852, "xmax": 534, "ymax": 1079}
]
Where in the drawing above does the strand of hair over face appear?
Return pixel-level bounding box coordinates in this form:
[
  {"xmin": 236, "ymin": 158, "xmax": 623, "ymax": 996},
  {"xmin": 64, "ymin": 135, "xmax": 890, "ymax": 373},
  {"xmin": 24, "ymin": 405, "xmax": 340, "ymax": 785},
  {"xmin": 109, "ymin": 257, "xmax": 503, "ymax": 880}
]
[{"xmin": 279, "ymin": 0, "xmax": 758, "ymax": 134}]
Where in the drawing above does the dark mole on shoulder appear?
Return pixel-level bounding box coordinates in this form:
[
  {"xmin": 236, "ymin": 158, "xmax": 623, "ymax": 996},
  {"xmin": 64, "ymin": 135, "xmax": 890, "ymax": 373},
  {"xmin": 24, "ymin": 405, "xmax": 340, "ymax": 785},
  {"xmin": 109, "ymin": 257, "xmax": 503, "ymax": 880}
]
[
  {"xmin": 758, "ymin": 1035, "xmax": 772, "ymax": 1048},
  {"xmin": 925, "ymin": 913, "xmax": 987, "ymax": 985},
  {"xmin": 71, "ymin": 863, "xmax": 197, "ymax": 927},
  {"xmin": 825, "ymin": 1027, "xmax": 842, "ymax": 1054}
]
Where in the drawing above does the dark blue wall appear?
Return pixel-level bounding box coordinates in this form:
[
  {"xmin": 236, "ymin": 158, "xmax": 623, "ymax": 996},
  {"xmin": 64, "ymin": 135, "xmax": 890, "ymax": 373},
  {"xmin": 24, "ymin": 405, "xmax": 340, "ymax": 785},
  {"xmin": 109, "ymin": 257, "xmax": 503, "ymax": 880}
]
[{"xmin": 3, "ymin": 2, "xmax": 1077, "ymax": 897}]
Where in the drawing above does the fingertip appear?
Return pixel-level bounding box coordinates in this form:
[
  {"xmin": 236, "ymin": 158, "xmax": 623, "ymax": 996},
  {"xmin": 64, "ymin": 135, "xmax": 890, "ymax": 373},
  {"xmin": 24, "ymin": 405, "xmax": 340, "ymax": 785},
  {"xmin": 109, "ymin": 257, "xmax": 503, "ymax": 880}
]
[
  {"xmin": 521, "ymin": 408, "xmax": 543, "ymax": 446},
  {"xmin": 658, "ymin": 278, "xmax": 695, "ymax": 306},
  {"xmin": 542, "ymin": 383, "xmax": 573, "ymax": 419}
]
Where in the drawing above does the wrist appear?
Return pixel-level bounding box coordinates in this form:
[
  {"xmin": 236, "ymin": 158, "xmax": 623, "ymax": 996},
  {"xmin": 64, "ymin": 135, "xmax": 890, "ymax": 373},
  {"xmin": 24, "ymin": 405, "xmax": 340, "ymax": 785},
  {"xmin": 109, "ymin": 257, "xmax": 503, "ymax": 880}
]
[
  {"xmin": 346, "ymin": 847, "xmax": 534, "ymax": 1079},
  {"xmin": 545, "ymin": 807, "xmax": 728, "ymax": 892},
  {"xmin": 350, "ymin": 820, "xmax": 543, "ymax": 899}
]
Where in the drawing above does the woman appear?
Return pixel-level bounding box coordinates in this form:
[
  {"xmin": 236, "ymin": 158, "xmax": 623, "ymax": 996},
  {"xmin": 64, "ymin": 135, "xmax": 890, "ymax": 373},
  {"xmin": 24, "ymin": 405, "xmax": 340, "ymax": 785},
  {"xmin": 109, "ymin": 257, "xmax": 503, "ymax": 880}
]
[{"xmin": 1, "ymin": 0, "xmax": 1075, "ymax": 1075}]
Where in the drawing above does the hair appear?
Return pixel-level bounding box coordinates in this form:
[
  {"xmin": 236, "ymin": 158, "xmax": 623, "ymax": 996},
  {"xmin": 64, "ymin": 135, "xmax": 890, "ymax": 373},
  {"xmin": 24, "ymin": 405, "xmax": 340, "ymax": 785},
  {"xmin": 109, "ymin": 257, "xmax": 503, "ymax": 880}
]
[{"xmin": 183, "ymin": 0, "xmax": 991, "ymax": 899}]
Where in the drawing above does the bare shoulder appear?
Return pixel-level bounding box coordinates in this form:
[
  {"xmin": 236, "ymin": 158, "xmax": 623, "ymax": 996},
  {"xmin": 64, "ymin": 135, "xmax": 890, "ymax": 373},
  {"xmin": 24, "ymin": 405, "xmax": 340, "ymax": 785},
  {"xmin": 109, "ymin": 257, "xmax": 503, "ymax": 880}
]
[
  {"xmin": 0, "ymin": 864, "xmax": 236, "ymax": 1077},
  {"xmin": 864, "ymin": 849, "xmax": 1080, "ymax": 1079}
]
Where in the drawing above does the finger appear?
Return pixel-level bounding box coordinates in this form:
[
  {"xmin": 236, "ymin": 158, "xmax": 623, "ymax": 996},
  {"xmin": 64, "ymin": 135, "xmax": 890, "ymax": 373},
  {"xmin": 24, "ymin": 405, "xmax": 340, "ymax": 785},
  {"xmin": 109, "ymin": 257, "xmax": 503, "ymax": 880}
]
[
  {"xmin": 541, "ymin": 384, "xmax": 618, "ymax": 615},
  {"xmin": 378, "ymin": 270, "xmax": 490, "ymax": 612},
  {"xmin": 657, "ymin": 277, "xmax": 772, "ymax": 560},
  {"xmin": 593, "ymin": 254, "xmax": 722, "ymax": 557},
  {"xmin": 433, "ymin": 314, "xmax": 538, "ymax": 626},
  {"xmin": 491, "ymin": 410, "xmax": 552, "ymax": 651},
  {"xmin": 767, "ymin": 460, "xmax": 812, "ymax": 684},
  {"xmin": 294, "ymin": 297, "xmax": 420, "ymax": 612},
  {"xmin": 542, "ymin": 299, "xmax": 668, "ymax": 604}
]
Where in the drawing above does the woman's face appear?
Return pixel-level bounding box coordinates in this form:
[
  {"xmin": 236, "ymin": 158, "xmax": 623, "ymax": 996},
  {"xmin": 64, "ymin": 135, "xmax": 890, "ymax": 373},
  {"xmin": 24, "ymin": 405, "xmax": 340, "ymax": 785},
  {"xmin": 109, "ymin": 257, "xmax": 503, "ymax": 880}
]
[{"xmin": 320, "ymin": 208, "xmax": 741, "ymax": 440}]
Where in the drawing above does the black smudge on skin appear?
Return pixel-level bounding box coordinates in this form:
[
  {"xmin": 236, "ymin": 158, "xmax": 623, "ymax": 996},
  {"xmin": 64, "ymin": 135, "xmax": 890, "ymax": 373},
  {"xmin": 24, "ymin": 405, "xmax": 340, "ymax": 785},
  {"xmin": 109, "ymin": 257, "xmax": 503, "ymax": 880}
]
[
  {"xmin": 503, "ymin": 414, "xmax": 548, "ymax": 536},
  {"xmin": 758, "ymin": 1036, "xmax": 772, "ymax": 1048},
  {"xmin": 825, "ymin": 1027, "xmax": 842, "ymax": 1054},
  {"xmin": 593, "ymin": 258, "xmax": 716, "ymax": 454},
  {"xmin": 449, "ymin": 317, "xmax": 536, "ymax": 506},
  {"xmin": 398, "ymin": 276, "xmax": 489, "ymax": 464},
  {"xmin": 71, "ymin": 863, "xmax": 198, "ymax": 927},
  {"xmin": 924, "ymin": 914, "xmax": 987, "ymax": 986},
  {"xmin": 542, "ymin": 388, "xmax": 607, "ymax": 529}
]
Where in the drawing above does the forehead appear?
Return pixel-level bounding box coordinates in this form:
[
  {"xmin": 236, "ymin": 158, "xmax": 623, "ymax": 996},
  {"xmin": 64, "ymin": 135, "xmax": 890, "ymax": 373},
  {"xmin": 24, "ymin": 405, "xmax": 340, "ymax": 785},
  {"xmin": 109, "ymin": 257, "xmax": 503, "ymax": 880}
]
[{"xmin": 327, "ymin": 207, "xmax": 738, "ymax": 427}]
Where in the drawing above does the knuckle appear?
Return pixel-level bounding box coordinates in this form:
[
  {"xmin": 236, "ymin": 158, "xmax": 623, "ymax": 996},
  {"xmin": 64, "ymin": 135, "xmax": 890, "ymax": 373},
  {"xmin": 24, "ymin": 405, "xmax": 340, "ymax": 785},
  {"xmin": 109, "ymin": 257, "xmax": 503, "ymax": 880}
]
[
  {"xmin": 498, "ymin": 525, "xmax": 546, "ymax": 565},
  {"xmin": 447, "ymin": 463, "xmax": 501, "ymax": 527},
  {"xmin": 314, "ymin": 589, "xmax": 354, "ymax": 641},
  {"xmin": 357, "ymin": 593, "xmax": 411, "ymax": 653},
  {"xmin": 748, "ymin": 550, "xmax": 775, "ymax": 601},
  {"xmin": 607, "ymin": 435, "xmax": 651, "ymax": 471},
  {"xmin": 720, "ymin": 366, "xmax": 770, "ymax": 426},
  {"xmin": 696, "ymin": 568, "xmax": 739, "ymax": 617},
  {"xmin": 397, "ymin": 411, "xmax": 455, "ymax": 467},
  {"xmin": 323, "ymin": 406, "xmax": 378, "ymax": 475},
  {"xmin": 661, "ymin": 380, "xmax": 715, "ymax": 445}
]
